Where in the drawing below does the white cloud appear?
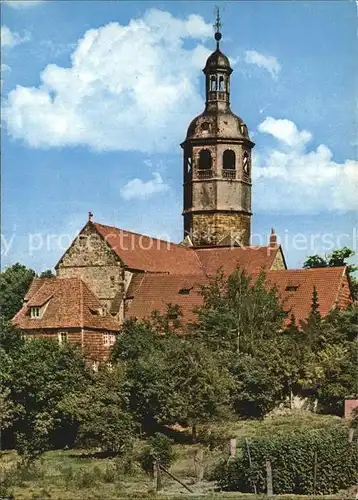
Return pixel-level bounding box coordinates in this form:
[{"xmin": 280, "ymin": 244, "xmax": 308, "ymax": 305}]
[
  {"xmin": 4, "ymin": 0, "xmax": 44, "ymax": 8},
  {"xmin": 244, "ymin": 50, "xmax": 281, "ymax": 79},
  {"xmin": 258, "ymin": 116, "xmax": 312, "ymax": 149},
  {"xmin": 1, "ymin": 25, "xmax": 30, "ymax": 48},
  {"xmin": 254, "ymin": 117, "xmax": 358, "ymax": 213},
  {"xmin": 2, "ymin": 9, "xmax": 212, "ymax": 153},
  {"xmin": 120, "ymin": 172, "xmax": 169, "ymax": 200},
  {"xmin": 1, "ymin": 64, "xmax": 11, "ymax": 73}
]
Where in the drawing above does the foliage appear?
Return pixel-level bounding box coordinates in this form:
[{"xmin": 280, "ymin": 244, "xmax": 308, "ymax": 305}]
[
  {"xmin": 138, "ymin": 433, "xmax": 175, "ymax": 474},
  {"xmin": 39, "ymin": 269, "xmax": 56, "ymax": 278},
  {"xmin": 61, "ymin": 365, "xmax": 134, "ymax": 454},
  {"xmin": 112, "ymin": 318, "xmax": 233, "ymax": 433},
  {"xmin": 3, "ymin": 338, "xmax": 91, "ymax": 459},
  {"xmin": 0, "ymin": 263, "xmax": 36, "ymax": 321},
  {"xmin": 214, "ymin": 427, "xmax": 357, "ymax": 494},
  {"xmin": 195, "ymin": 269, "xmax": 286, "ymax": 356}
]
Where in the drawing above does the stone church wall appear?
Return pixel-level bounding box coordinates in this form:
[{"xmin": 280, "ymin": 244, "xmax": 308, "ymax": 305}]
[{"xmin": 56, "ymin": 223, "xmax": 127, "ymax": 318}]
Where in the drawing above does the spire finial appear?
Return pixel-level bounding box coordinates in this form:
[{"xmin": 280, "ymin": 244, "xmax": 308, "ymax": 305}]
[{"xmin": 214, "ymin": 6, "xmax": 222, "ymax": 50}]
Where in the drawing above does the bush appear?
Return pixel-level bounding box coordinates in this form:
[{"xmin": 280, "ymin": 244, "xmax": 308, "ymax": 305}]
[
  {"xmin": 138, "ymin": 433, "xmax": 175, "ymax": 474},
  {"xmin": 213, "ymin": 427, "xmax": 357, "ymax": 494}
]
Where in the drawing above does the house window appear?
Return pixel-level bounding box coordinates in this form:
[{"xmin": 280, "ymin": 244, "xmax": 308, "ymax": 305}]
[
  {"xmin": 30, "ymin": 306, "xmax": 41, "ymax": 318},
  {"xmin": 223, "ymin": 149, "xmax": 236, "ymax": 170},
  {"xmin": 103, "ymin": 333, "xmax": 116, "ymax": 347},
  {"xmin": 58, "ymin": 331, "xmax": 68, "ymax": 345},
  {"xmin": 199, "ymin": 149, "xmax": 212, "ymax": 170},
  {"xmin": 92, "ymin": 361, "xmax": 99, "ymax": 372}
]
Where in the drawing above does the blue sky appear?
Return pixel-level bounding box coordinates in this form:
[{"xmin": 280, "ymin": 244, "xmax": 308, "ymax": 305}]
[{"xmin": 1, "ymin": 0, "xmax": 357, "ymax": 272}]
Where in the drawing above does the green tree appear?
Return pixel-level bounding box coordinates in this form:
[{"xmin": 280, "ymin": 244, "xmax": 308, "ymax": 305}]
[
  {"xmin": 61, "ymin": 365, "xmax": 134, "ymax": 454},
  {"xmin": 0, "ymin": 263, "xmax": 35, "ymax": 320},
  {"xmin": 194, "ymin": 269, "xmax": 286, "ymax": 356},
  {"xmin": 39, "ymin": 269, "xmax": 55, "ymax": 278},
  {"xmin": 7, "ymin": 339, "xmax": 91, "ymax": 460}
]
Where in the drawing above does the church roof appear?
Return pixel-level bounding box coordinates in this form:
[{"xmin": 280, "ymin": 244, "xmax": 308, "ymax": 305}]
[
  {"xmin": 126, "ymin": 266, "xmax": 351, "ymax": 326},
  {"xmin": 92, "ymin": 222, "xmax": 281, "ymax": 276},
  {"xmin": 13, "ymin": 277, "xmax": 120, "ymax": 331}
]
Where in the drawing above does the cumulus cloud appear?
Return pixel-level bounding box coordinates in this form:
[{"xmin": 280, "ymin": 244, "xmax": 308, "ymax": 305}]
[
  {"xmin": 245, "ymin": 50, "xmax": 281, "ymax": 78},
  {"xmin": 254, "ymin": 117, "xmax": 358, "ymax": 213},
  {"xmin": 4, "ymin": 0, "xmax": 44, "ymax": 8},
  {"xmin": 120, "ymin": 172, "xmax": 169, "ymax": 200},
  {"xmin": 1, "ymin": 25, "xmax": 30, "ymax": 48},
  {"xmin": 258, "ymin": 117, "xmax": 312, "ymax": 149},
  {"xmin": 2, "ymin": 9, "xmax": 212, "ymax": 153}
]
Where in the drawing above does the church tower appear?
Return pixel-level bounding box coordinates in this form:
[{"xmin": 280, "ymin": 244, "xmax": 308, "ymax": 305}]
[{"xmin": 181, "ymin": 13, "xmax": 254, "ymax": 246}]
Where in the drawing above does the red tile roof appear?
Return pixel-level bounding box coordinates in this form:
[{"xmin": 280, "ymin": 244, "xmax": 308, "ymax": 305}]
[
  {"xmin": 127, "ymin": 274, "xmax": 208, "ymax": 323},
  {"xmin": 195, "ymin": 245, "xmax": 280, "ymax": 275},
  {"xmin": 263, "ymin": 267, "xmax": 350, "ymax": 323},
  {"xmin": 92, "ymin": 222, "xmax": 280, "ymax": 276},
  {"xmin": 13, "ymin": 278, "xmax": 120, "ymax": 331},
  {"xmin": 93, "ymin": 222, "xmax": 204, "ymax": 275},
  {"xmin": 126, "ymin": 267, "xmax": 351, "ymax": 326}
]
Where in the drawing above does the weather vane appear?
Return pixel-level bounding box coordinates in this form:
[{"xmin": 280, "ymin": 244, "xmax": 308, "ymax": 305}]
[{"xmin": 214, "ymin": 6, "xmax": 222, "ymax": 49}]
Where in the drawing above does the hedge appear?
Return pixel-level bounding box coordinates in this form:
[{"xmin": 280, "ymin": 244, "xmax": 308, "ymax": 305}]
[{"xmin": 214, "ymin": 427, "xmax": 357, "ymax": 494}]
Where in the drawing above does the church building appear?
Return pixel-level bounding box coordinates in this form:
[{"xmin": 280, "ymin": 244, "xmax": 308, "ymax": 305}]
[{"xmin": 13, "ymin": 21, "xmax": 353, "ymax": 364}]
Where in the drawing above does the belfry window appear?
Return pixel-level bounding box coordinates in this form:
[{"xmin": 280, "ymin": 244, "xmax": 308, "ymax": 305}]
[
  {"xmin": 223, "ymin": 149, "xmax": 236, "ymax": 170},
  {"xmin": 199, "ymin": 149, "xmax": 212, "ymax": 170},
  {"xmin": 210, "ymin": 75, "xmax": 217, "ymax": 91},
  {"xmin": 243, "ymin": 151, "xmax": 250, "ymax": 174},
  {"xmin": 218, "ymin": 75, "xmax": 225, "ymax": 91}
]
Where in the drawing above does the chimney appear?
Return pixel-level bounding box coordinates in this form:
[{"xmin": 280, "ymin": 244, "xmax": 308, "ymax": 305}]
[{"xmin": 269, "ymin": 228, "xmax": 278, "ymax": 247}]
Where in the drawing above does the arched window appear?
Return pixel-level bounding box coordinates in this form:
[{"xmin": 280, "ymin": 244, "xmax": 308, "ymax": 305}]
[
  {"xmin": 199, "ymin": 149, "xmax": 212, "ymax": 170},
  {"xmin": 223, "ymin": 149, "xmax": 236, "ymax": 170},
  {"xmin": 218, "ymin": 75, "xmax": 225, "ymax": 91},
  {"xmin": 243, "ymin": 151, "xmax": 250, "ymax": 174},
  {"xmin": 210, "ymin": 75, "xmax": 217, "ymax": 91}
]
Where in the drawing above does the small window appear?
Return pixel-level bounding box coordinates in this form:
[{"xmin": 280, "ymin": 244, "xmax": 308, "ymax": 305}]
[
  {"xmin": 58, "ymin": 332, "xmax": 68, "ymax": 345},
  {"xmin": 30, "ymin": 306, "xmax": 41, "ymax": 318},
  {"xmin": 187, "ymin": 156, "xmax": 192, "ymax": 173},
  {"xmin": 285, "ymin": 285, "xmax": 299, "ymax": 292},
  {"xmin": 218, "ymin": 75, "xmax": 225, "ymax": 91},
  {"xmin": 199, "ymin": 149, "xmax": 212, "ymax": 170},
  {"xmin": 178, "ymin": 288, "xmax": 192, "ymax": 295},
  {"xmin": 103, "ymin": 333, "xmax": 116, "ymax": 347},
  {"xmin": 210, "ymin": 75, "xmax": 217, "ymax": 91},
  {"xmin": 243, "ymin": 151, "xmax": 250, "ymax": 175},
  {"xmin": 92, "ymin": 361, "xmax": 99, "ymax": 372},
  {"xmin": 223, "ymin": 150, "xmax": 236, "ymax": 170}
]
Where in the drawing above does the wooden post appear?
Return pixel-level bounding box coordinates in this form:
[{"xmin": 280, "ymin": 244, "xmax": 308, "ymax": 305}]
[
  {"xmin": 153, "ymin": 459, "xmax": 161, "ymax": 492},
  {"xmin": 266, "ymin": 459, "xmax": 273, "ymax": 497},
  {"xmin": 194, "ymin": 448, "xmax": 204, "ymax": 484},
  {"xmin": 245, "ymin": 438, "xmax": 257, "ymax": 495},
  {"xmin": 230, "ymin": 438, "xmax": 237, "ymax": 458}
]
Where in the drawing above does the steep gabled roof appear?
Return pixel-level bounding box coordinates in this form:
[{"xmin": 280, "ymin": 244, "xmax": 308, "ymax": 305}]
[
  {"xmin": 93, "ymin": 222, "xmax": 204, "ymax": 275},
  {"xmin": 126, "ymin": 267, "xmax": 351, "ymax": 326},
  {"xmin": 13, "ymin": 277, "xmax": 120, "ymax": 331}
]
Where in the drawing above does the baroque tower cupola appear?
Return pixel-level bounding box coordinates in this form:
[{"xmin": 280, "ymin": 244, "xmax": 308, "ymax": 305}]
[{"xmin": 181, "ymin": 10, "xmax": 254, "ymax": 247}]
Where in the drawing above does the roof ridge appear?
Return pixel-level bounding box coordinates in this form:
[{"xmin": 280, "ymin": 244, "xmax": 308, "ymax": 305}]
[{"xmin": 94, "ymin": 221, "xmax": 191, "ymax": 249}]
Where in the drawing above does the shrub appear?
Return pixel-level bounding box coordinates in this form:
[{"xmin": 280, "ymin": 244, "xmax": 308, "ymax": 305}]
[
  {"xmin": 138, "ymin": 433, "xmax": 175, "ymax": 474},
  {"xmin": 213, "ymin": 427, "xmax": 357, "ymax": 494}
]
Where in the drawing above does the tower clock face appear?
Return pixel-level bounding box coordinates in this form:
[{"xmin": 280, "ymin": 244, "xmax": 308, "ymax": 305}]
[{"xmin": 243, "ymin": 151, "xmax": 250, "ymax": 175}]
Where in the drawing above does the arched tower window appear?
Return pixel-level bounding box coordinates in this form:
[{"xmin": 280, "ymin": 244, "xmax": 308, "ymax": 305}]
[
  {"xmin": 218, "ymin": 75, "xmax": 225, "ymax": 91},
  {"xmin": 210, "ymin": 75, "xmax": 217, "ymax": 91},
  {"xmin": 223, "ymin": 149, "xmax": 236, "ymax": 170},
  {"xmin": 199, "ymin": 149, "xmax": 212, "ymax": 170}
]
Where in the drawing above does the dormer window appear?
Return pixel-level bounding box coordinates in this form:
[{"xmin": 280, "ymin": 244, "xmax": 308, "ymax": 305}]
[{"xmin": 30, "ymin": 306, "xmax": 41, "ymax": 318}]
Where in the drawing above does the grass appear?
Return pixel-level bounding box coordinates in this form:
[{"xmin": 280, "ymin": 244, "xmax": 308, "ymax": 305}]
[{"xmin": 0, "ymin": 411, "xmax": 353, "ymax": 500}]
